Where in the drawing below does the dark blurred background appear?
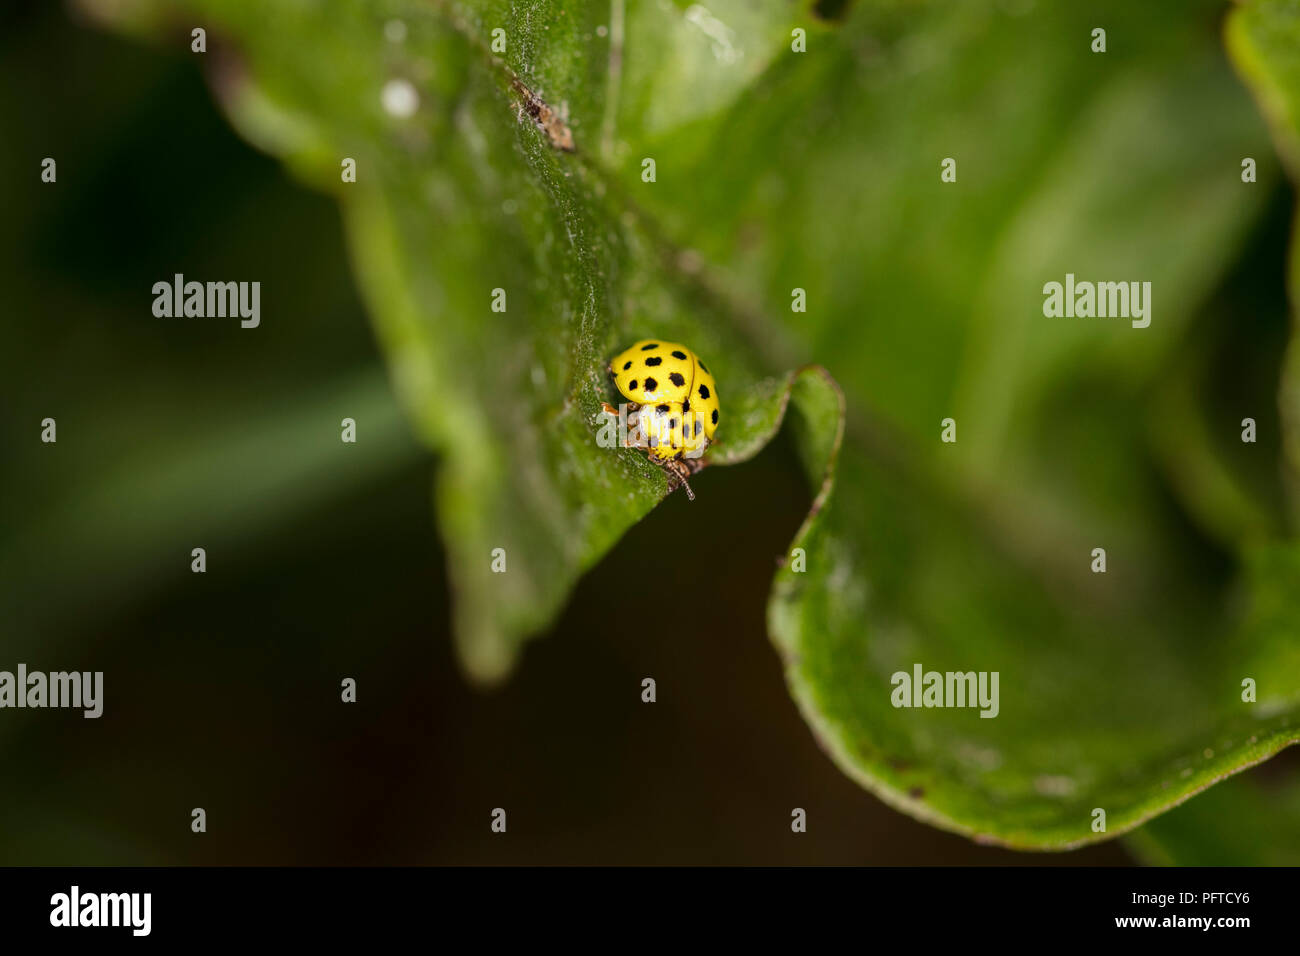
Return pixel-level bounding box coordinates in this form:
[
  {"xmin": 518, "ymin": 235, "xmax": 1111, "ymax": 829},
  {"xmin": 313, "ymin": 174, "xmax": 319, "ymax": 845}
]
[{"xmin": 7, "ymin": 1, "xmax": 1298, "ymax": 865}]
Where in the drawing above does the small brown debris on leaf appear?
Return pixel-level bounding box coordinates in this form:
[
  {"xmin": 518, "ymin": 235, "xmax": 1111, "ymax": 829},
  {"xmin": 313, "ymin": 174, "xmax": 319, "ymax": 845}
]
[{"xmin": 509, "ymin": 77, "xmax": 575, "ymax": 152}]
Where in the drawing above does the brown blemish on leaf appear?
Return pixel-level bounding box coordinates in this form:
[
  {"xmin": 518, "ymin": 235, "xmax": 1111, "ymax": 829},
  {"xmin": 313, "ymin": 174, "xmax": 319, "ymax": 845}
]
[
  {"xmin": 908, "ymin": 786, "xmax": 925, "ymax": 799},
  {"xmin": 509, "ymin": 77, "xmax": 575, "ymax": 152},
  {"xmin": 812, "ymin": 0, "xmax": 856, "ymax": 22}
]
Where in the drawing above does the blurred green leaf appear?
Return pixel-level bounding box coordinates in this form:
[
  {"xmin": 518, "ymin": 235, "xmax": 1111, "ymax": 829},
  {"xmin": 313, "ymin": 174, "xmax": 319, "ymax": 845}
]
[
  {"xmin": 85, "ymin": 0, "xmax": 1300, "ymax": 849},
  {"xmin": 0, "ymin": 24, "xmax": 427, "ymax": 671},
  {"xmin": 1111, "ymin": 0, "xmax": 1300, "ymax": 865},
  {"xmin": 1126, "ymin": 765, "xmax": 1300, "ymax": 865},
  {"xmin": 1229, "ymin": 0, "xmax": 1300, "ymax": 512},
  {"xmin": 1, "ymin": 370, "xmax": 416, "ymax": 652},
  {"xmin": 1230, "ymin": 0, "xmax": 1300, "ymax": 181}
]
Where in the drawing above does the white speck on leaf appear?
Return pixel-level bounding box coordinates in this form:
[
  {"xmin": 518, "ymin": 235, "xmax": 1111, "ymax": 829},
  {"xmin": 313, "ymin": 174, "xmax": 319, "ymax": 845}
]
[
  {"xmin": 1033, "ymin": 775, "xmax": 1076, "ymax": 797},
  {"xmin": 384, "ymin": 19, "xmax": 407, "ymax": 43},
  {"xmin": 381, "ymin": 78, "xmax": 419, "ymax": 118},
  {"xmin": 684, "ymin": 5, "xmax": 742, "ymax": 65}
]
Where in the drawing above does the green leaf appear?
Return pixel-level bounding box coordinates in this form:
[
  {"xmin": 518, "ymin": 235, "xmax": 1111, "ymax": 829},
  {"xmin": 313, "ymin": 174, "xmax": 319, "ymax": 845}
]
[
  {"xmin": 87, "ymin": 0, "xmax": 1300, "ymax": 849},
  {"xmin": 640, "ymin": 0, "xmax": 1300, "ymax": 847},
  {"xmin": 1129, "ymin": 0, "xmax": 1300, "ymax": 862},
  {"xmin": 1230, "ymin": 0, "xmax": 1300, "ymax": 512},
  {"xmin": 1230, "ymin": 0, "xmax": 1300, "ymax": 182},
  {"xmin": 1126, "ymin": 767, "xmax": 1300, "ymax": 866},
  {"xmin": 85, "ymin": 0, "xmax": 843, "ymax": 683},
  {"xmin": 1, "ymin": 370, "xmax": 416, "ymax": 649}
]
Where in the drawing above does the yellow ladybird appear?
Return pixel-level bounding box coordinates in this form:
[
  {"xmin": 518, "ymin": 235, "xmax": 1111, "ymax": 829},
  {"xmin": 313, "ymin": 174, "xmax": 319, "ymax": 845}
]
[{"xmin": 603, "ymin": 339, "xmax": 720, "ymax": 500}]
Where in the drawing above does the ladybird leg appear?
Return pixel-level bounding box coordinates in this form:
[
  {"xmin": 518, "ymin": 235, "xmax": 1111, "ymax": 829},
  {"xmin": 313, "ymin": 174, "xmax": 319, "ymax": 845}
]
[
  {"xmin": 664, "ymin": 459, "xmax": 695, "ymax": 501},
  {"xmin": 599, "ymin": 401, "xmax": 638, "ymax": 447},
  {"xmin": 620, "ymin": 404, "xmax": 633, "ymax": 447}
]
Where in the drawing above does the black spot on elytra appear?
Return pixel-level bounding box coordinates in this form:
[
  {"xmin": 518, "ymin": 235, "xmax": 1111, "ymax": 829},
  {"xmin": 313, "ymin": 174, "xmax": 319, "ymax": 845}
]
[
  {"xmin": 681, "ymin": 398, "xmax": 691, "ymax": 413},
  {"xmin": 668, "ymin": 418, "xmax": 678, "ymax": 429},
  {"xmin": 641, "ymin": 343, "xmax": 658, "ymax": 351},
  {"xmin": 656, "ymin": 403, "xmax": 670, "ymax": 414},
  {"xmin": 645, "ymin": 356, "xmax": 663, "ymax": 366},
  {"xmin": 698, "ymin": 361, "xmax": 709, "ymax": 373},
  {"xmin": 643, "ymin": 377, "xmax": 658, "ymax": 391},
  {"xmin": 669, "ymin": 372, "xmax": 686, "ymax": 387},
  {"xmin": 694, "ymin": 421, "xmax": 703, "ymax": 437},
  {"xmin": 671, "ymin": 350, "xmax": 687, "ymax": 360},
  {"xmin": 698, "ymin": 384, "xmax": 710, "ymax": 400},
  {"xmin": 623, "ymin": 361, "xmax": 632, "ymax": 371},
  {"xmin": 711, "ymin": 409, "xmax": 718, "ymax": 425},
  {"xmin": 628, "ymin": 379, "xmax": 638, "ymax": 390}
]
